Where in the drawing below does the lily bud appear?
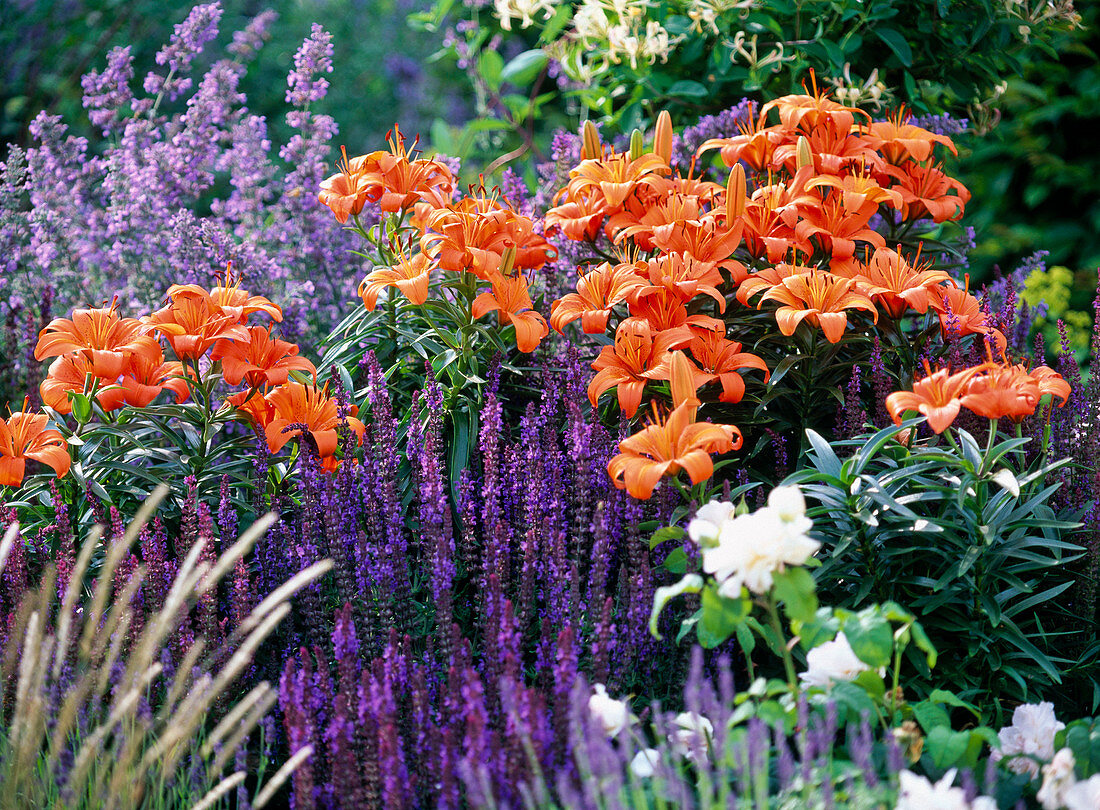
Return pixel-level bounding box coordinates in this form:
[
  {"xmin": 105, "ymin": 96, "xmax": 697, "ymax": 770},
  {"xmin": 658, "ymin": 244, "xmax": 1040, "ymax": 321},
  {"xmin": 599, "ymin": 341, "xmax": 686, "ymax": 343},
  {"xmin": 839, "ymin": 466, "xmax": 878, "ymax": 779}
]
[
  {"xmin": 629, "ymin": 129, "xmax": 644, "ymax": 160},
  {"xmin": 653, "ymin": 110, "xmax": 672, "ymax": 165},
  {"xmin": 581, "ymin": 120, "xmax": 601, "ymax": 161},
  {"xmin": 796, "ymin": 135, "xmax": 813, "ymax": 170},
  {"xmin": 499, "ymin": 245, "xmax": 517, "ymax": 277},
  {"xmin": 725, "ymin": 163, "xmax": 746, "ymax": 223}
]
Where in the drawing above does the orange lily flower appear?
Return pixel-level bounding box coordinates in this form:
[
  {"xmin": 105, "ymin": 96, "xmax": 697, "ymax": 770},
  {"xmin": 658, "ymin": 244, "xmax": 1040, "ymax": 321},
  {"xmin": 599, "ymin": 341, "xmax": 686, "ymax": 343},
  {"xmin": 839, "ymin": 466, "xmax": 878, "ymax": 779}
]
[
  {"xmin": 39, "ymin": 354, "xmax": 125, "ymax": 415},
  {"xmin": 471, "ymin": 274, "xmax": 549, "ymax": 353},
  {"xmin": 264, "ymin": 381, "xmax": 366, "ymax": 461},
  {"xmin": 759, "ymin": 271, "xmax": 878, "ymax": 343},
  {"xmin": 211, "ymin": 326, "xmax": 317, "ymax": 388},
  {"xmin": 649, "ymin": 324, "xmax": 769, "ymax": 404},
  {"xmin": 884, "ymin": 161, "xmax": 971, "ymax": 223},
  {"xmin": 545, "ymin": 195, "xmax": 605, "ymax": 242},
  {"xmin": 636, "ymin": 252, "xmax": 727, "ymax": 311},
  {"xmin": 550, "ymin": 261, "xmax": 646, "ymax": 334},
  {"xmin": 564, "ymin": 151, "xmax": 668, "ymax": 213},
  {"xmin": 735, "ymin": 260, "xmax": 812, "ymax": 306},
  {"xmin": 611, "ymin": 192, "xmax": 708, "ymax": 250},
  {"xmin": 112, "ymin": 350, "xmax": 193, "ymax": 409},
  {"xmin": 930, "ymin": 281, "xmax": 1007, "ymax": 352},
  {"xmin": 226, "ymin": 389, "xmax": 276, "ymax": 432},
  {"xmin": 35, "ymin": 301, "xmax": 155, "ymax": 380},
  {"xmin": 762, "ymin": 85, "xmax": 869, "ymax": 136},
  {"xmin": 420, "ymin": 205, "xmax": 514, "ymax": 281},
  {"xmin": 961, "ymin": 361, "xmax": 1041, "ymax": 422},
  {"xmin": 839, "ymin": 246, "xmax": 954, "ymax": 318},
  {"xmin": 1030, "ymin": 365, "xmax": 1071, "ymax": 406},
  {"xmin": 146, "ymin": 294, "xmax": 250, "ymax": 361},
  {"xmin": 885, "ymin": 361, "xmax": 985, "ymax": 433},
  {"xmin": 588, "ymin": 318, "xmax": 687, "ymax": 417},
  {"xmin": 0, "ymin": 403, "xmax": 71, "ymax": 486},
  {"xmin": 698, "ymin": 110, "xmax": 785, "ymax": 172},
  {"xmin": 607, "ymin": 352, "xmax": 741, "ymax": 499},
  {"xmin": 794, "ymin": 195, "xmax": 885, "ymax": 260},
  {"xmin": 805, "ymin": 170, "xmax": 903, "ymax": 212},
  {"xmin": 629, "ymin": 287, "xmax": 723, "ymax": 334},
  {"xmin": 318, "ymin": 147, "xmax": 377, "ymax": 224},
  {"xmin": 651, "ymin": 218, "xmax": 747, "ymax": 282},
  {"xmin": 166, "ymin": 268, "xmax": 283, "ymax": 324},
  {"xmin": 867, "ymin": 109, "xmax": 958, "ymax": 165},
  {"xmin": 773, "ymin": 127, "xmax": 881, "ymax": 176},
  {"xmin": 358, "ymin": 247, "xmax": 433, "ymax": 310}
]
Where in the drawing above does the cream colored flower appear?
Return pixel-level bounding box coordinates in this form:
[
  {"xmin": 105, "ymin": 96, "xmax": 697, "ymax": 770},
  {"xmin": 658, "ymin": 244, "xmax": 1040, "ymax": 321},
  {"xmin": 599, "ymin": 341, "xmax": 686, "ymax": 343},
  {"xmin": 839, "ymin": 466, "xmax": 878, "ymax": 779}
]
[
  {"xmin": 588, "ymin": 683, "xmax": 634, "ymax": 737},
  {"xmin": 991, "ymin": 702, "xmax": 1065, "ymax": 779},
  {"xmin": 494, "ymin": 0, "xmax": 560, "ymax": 31},
  {"xmin": 630, "ymin": 748, "xmax": 660, "ymax": 778},
  {"xmin": 800, "ymin": 633, "xmax": 871, "ymax": 689},
  {"xmin": 670, "ymin": 712, "xmax": 712, "ymax": 764},
  {"xmin": 1037, "ymin": 748, "xmax": 1077, "ymax": 810}
]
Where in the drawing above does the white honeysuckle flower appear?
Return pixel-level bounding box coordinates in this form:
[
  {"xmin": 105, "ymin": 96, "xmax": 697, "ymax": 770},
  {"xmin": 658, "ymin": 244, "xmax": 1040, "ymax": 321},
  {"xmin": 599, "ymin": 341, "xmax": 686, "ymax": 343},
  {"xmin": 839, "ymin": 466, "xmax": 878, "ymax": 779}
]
[
  {"xmin": 494, "ymin": 0, "xmax": 559, "ymax": 31},
  {"xmin": 572, "ymin": 1, "xmax": 611, "ymax": 44},
  {"xmin": 895, "ymin": 769, "xmax": 969, "ymax": 810},
  {"xmin": 629, "ymin": 747, "xmax": 660, "ymax": 778},
  {"xmin": 588, "ymin": 683, "xmax": 633, "ymax": 737},
  {"xmin": 670, "ymin": 711, "xmax": 713, "ymax": 764},
  {"xmin": 1037, "ymin": 748, "xmax": 1077, "ymax": 810},
  {"xmin": 799, "ymin": 632, "xmax": 871, "ymax": 689},
  {"xmin": 1063, "ymin": 774, "xmax": 1100, "ymax": 810},
  {"xmin": 991, "ymin": 702, "xmax": 1065, "ymax": 779}
]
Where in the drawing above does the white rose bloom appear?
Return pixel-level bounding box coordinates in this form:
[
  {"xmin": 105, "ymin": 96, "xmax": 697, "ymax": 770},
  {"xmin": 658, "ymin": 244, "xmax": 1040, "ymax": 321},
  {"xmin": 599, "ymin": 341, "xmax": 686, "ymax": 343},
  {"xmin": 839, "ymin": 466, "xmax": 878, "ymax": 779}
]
[
  {"xmin": 670, "ymin": 712, "xmax": 713, "ymax": 764},
  {"xmin": 1037, "ymin": 748, "xmax": 1077, "ymax": 810},
  {"xmin": 630, "ymin": 748, "xmax": 660, "ymax": 778},
  {"xmin": 1063, "ymin": 774, "xmax": 1100, "ymax": 810},
  {"xmin": 895, "ymin": 769, "xmax": 969, "ymax": 810},
  {"xmin": 588, "ymin": 683, "xmax": 632, "ymax": 737},
  {"xmin": 991, "ymin": 702, "xmax": 1065, "ymax": 779},
  {"xmin": 688, "ymin": 500, "xmax": 736, "ymax": 548},
  {"xmin": 799, "ymin": 632, "xmax": 870, "ymax": 688},
  {"xmin": 768, "ymin": 484, "xmax": 807, "ymax": 523},
  {"xmin": 971, "ymin": 798, "xmax": 999, "ymax": 810}
]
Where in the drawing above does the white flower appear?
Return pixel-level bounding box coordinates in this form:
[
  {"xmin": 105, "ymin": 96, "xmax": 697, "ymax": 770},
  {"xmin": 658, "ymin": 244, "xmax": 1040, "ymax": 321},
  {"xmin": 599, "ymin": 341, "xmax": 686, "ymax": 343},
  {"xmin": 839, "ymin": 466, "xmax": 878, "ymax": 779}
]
[
  {"xmin": 1063, "ymin": 774, "xmax": 1100, "ymax": 810},
  {"xmin": 572, "ymin": 1, "xmax": 610, "ymax": 44},
  {"xmin": 670, "ymin": 711, "xmax": 713, "ymax": 764},
  {"xmin": 799, "ymin": 632, "xmax": 871, "ymax": 689},
  {"xmin": 588, "ymin": 683, "xmax": 633, "ymax": 737},
  {"xmin": 991, "ymin": 702, "xmax": 1065, "ymax": 779},
  {"xmin": 687, "ymin": 499, "xmax": 736, "ymax": 547},
  {"xmin": 768, "ymin": 484, "xmax": 807, "ymax": 523},
  {"xmin": 895, "ymin": 769, "xmax": 969, "ymax": 810},
  {"xmin": 494, "ymin": 0, "xmax": 559, "ymax": 31},
  {"xmin": 1037, "ymin": 748, "xmax": 1077, "ymax": 810},
  {"xmin": 971, "ymin": 798, "xmax": 999, "ymax": 810},
  {"xmin": 630, "ymin": 748, "xmax": 660, "ymax": 778}
]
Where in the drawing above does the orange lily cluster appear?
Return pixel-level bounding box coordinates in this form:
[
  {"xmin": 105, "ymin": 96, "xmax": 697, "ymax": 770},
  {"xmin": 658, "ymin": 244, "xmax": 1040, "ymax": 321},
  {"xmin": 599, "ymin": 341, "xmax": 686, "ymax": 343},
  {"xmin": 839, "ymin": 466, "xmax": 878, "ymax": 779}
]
[
  {"xmin": 318, "ymin": 125, "xmax": 456, "ymax": 223},
  {"xmin": 886, "ymin": 358, "xmax": 1070, "ymax": 434},
  {"xmin": 548, "ymin": 91, "xmax": 993, "ymax": 498},
  {"xmin": 27, "ymin": 268, "xmax": 361, "ymax": 475},
  {"xmin": 321, "ymin": 126, "xmax": 558, "ymax": 355}
]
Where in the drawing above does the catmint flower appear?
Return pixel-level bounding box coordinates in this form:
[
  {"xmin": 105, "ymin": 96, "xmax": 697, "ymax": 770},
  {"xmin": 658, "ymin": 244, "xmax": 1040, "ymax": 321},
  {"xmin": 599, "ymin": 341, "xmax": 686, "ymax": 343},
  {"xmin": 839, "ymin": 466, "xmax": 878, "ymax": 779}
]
[
  {"xmin": 799, "ymin": 632, "xmax": 873, "ymax": 689},
  {"xmin": 1037, "ymin": 748, "xmax": 1077, "ymax": 810},
  {"xmin": 587, "ymin": 683, "xmax": 633, "ymax": 737},
  {"xmin": 630, "ymin": 748, "xmax": 660, "ymax": 778},
  {"xmin": 669, "ymin": 711, "xmax": 712, "ymax": 764},
  {"xmin": 991, "ymin": 702, "xmax": 1065, "ymax": 778}
]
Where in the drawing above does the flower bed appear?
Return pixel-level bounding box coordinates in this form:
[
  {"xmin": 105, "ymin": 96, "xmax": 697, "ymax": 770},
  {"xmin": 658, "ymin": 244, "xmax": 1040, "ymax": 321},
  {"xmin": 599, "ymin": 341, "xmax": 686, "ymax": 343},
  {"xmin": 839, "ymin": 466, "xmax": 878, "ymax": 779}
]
[{"xmin": 0, "ymin": 2, "xmax": 1097, "ymax": 808}]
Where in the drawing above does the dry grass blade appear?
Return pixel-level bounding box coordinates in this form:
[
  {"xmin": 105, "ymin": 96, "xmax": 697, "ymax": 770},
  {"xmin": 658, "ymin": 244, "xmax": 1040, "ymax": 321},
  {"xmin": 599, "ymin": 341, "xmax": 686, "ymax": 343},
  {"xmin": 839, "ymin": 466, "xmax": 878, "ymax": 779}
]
[
  {"xmin": 253, "ymin": 745, "xmax": 314, "ymax": 809},
  {"xmin": 191, "ymin": 771, "xmax": 247, "ymax": 810},
  {"xmin": 0, "ymin": 521, "xmax": 18, "ymax": 576}
]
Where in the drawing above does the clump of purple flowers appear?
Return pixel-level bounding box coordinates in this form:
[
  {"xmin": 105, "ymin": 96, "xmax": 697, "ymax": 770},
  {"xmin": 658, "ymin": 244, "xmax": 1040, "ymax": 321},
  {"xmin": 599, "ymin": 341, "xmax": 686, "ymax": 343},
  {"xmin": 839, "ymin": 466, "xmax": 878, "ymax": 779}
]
[{"xmin": 0, "ymin": 1, "xmax": 361, "ymax": 390}]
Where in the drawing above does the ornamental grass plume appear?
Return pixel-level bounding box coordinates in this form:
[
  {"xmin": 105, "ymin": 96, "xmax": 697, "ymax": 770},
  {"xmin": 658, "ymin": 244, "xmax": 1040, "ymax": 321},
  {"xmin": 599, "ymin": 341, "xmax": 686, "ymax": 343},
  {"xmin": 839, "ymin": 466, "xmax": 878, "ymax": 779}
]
[{"xmin": 0, "ymin": 487, "xmax": 327, "ymax": 810}]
